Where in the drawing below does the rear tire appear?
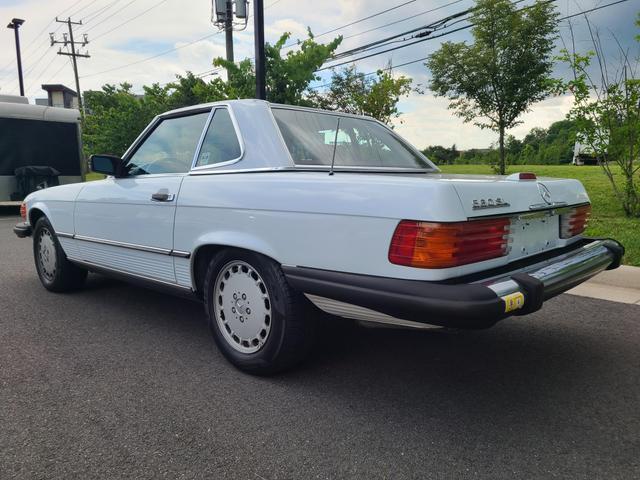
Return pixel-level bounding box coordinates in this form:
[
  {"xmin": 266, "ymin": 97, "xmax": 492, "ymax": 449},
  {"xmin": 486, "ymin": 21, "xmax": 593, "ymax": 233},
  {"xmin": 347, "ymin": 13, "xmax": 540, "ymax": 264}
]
[
  {"xmin": 203, "ymin": 249, "xmax": 316, "ymax": 375},
  {"xmin": 33, "ymin": 217, "xmax": 87, "ymax": 292}
]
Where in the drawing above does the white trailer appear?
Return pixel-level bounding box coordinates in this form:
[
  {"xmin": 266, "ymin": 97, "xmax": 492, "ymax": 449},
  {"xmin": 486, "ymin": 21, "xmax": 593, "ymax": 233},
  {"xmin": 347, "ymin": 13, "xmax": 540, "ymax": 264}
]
[{"xmin": 0, "ymin": 95, "xmax": 84, "ymax": 205}]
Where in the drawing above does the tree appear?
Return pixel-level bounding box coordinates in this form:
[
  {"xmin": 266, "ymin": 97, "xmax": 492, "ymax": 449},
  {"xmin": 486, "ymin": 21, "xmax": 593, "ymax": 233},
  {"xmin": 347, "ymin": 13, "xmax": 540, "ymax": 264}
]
[
  {"xmin": 558, "ymin": 14, "xmax": 640, "ymax": 217},
  {"xmin": 309, "ymin": 65, "xmax": 413, "ymax": 124},
  {"xmin": 83, "ymin": 83, "xmax": 168, "ymax": 157},
  {"xmin": 426, "ymin": 0, "xmax": 558, "ymax": 174},
  {"xmin": 214, "ymin": 30, "xmax": 341, "ymax": 105},
  {"xmin": 422, "ymin": 144, "xmax": 459, "ymax": 164}
]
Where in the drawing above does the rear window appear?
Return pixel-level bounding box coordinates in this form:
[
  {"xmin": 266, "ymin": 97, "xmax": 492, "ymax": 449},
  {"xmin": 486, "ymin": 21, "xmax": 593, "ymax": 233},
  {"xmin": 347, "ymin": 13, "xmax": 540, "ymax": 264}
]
[{"xmin": 272, "ymin": 108, "xmax": 433, "ymax": 170}]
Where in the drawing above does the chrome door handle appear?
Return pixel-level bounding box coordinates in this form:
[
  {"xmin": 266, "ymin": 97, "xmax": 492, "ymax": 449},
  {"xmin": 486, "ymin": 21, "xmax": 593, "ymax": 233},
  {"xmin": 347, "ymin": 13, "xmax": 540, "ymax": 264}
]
[{"xmin": 151, "ymin": 190, "xmax": 175, "ymax": 202}]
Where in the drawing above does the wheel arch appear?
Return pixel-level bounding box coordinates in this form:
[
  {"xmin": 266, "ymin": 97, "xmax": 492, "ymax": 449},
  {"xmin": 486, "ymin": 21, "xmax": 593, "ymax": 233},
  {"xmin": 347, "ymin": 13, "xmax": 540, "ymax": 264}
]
[
  {"xmin": 28, "ymin": 204, "xmax": 49, "ymax": 227},
  {"xmin": 189, "ymin": 233, "xmax": 282, "ymax": 296}
]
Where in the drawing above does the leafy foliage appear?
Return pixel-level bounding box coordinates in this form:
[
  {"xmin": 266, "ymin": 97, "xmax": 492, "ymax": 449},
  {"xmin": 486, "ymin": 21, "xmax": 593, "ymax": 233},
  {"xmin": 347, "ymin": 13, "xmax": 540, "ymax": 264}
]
[
  {"xmin": 213, "ymin": 30, "xmax": 342, "ymax": 105},
  {"xmin": 83, "ymin": 83, "xmax": 168, "ymax": 157},
  {"xmin": 426, "ymin": 0, "xmax": 558, "ymax": 174},
  {"xmin": 423, "ymin": 119, "xmax": 578, "ymax": 165},
  {"xmin": 421, "ymin": 144, "xmax": 460, "ymax": 164},
  {"xmin": 558, "ymin": 13, "xmax": 640, "ymax": 217},
  {"xmin": 308, "ymin": 65, "xmax": 414, "ymax": 124}
]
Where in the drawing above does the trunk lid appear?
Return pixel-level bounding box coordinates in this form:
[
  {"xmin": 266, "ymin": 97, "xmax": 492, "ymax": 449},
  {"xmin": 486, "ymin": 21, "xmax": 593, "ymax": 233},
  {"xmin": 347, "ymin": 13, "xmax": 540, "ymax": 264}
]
[
  {"xmin": 426, "ymin": 173, "xmax": 590, "ymax": 217},
  {"xmin": 436, "ymin": 173, "xmax": 590, "ymax": 259},
  {"xmin": 421, "ymin": 172, "xmax": 591, "ymax": 261}
]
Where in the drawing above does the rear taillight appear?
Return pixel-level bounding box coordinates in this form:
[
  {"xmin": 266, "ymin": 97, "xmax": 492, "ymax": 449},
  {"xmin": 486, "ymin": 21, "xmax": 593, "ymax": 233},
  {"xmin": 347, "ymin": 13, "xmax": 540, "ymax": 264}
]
[
  {"xmin": 560, "ymin": 204, "xmax": 591, "ymax": 238},
  {"xmin": 20, "ymin": 202, "xmax": 26, "ymax": 220},
  {"xmin": 389, "ymin": 218, "xmax": 511, "ymax": 269}
]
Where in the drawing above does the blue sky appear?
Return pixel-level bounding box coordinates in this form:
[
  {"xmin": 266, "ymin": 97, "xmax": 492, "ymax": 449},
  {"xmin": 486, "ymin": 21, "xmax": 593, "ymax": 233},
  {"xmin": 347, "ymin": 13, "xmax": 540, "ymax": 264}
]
[{"xmin": 0, "ymin": 0, "xmax": 637, "ymax": 149}]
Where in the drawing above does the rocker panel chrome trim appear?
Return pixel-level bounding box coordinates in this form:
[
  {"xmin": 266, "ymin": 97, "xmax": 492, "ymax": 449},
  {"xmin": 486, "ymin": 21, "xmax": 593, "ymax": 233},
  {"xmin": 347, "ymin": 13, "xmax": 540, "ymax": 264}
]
[{"xmin": 68, "ymin": 258, "xmax": 193, "ymax": 292}]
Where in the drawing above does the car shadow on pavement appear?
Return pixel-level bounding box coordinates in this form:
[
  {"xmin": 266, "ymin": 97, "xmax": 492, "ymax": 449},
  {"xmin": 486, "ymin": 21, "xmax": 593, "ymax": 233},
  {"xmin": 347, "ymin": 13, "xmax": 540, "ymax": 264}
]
[{"xmin": 76, "ymin": 273, "xmax": 621, "ymax": 425}]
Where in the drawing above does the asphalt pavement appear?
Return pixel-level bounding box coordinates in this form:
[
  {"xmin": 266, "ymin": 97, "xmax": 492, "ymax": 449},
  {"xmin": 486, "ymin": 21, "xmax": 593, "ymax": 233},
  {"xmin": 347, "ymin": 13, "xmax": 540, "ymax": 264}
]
[{"xmin": 1, "ymin": 213, "xmax": 639, "ymax": 479}]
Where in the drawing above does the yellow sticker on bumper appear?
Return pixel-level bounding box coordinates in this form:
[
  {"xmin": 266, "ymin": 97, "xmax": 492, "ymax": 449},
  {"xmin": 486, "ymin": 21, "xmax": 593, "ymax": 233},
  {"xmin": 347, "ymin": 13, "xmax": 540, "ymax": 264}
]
[{"xmin": 503, "ymin": 292, "xmax": 525, "ymax": 313}]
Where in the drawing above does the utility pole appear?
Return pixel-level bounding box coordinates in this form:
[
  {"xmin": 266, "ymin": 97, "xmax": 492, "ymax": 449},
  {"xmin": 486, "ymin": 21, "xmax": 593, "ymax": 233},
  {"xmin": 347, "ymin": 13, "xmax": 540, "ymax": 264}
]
[
  {"xmin": 224, "ymin": 0, "xmax": 234, "ymax": 62},
  {"xmin": 214, "ymin": 0, "xmax": 247, "ymax": 63},
  {"xmin": 253, "ymin": 0, "xmax": 266, "ymax": 100},
  {"xmin": 6, "ymin": 18, "xmax": 25, "ymax": 96},
  {"xmin": 50, "ymin": 17, "xmax": 89, "ymax": 115}
]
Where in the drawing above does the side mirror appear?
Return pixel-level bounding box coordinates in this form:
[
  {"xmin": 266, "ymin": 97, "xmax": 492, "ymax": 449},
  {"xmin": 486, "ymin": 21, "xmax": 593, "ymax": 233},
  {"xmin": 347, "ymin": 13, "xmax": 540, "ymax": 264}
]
[{"xmin": 89, "ymin": 154, "xmax": 124, "ymax": 177}]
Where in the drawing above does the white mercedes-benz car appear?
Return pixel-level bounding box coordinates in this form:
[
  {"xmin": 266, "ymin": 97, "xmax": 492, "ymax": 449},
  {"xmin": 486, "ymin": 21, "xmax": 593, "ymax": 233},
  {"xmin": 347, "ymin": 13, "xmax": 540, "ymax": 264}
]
[{"xmin": 14, "ymin": 100, "xmax": 623, "ymax": 374}]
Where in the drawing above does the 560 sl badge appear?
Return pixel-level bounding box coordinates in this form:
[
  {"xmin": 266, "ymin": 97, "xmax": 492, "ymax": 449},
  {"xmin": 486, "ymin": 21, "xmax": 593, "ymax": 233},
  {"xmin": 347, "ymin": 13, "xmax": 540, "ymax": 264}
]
[{"xmin": 472, "ymin": 197, "xmax": 510, "ymax": 210}]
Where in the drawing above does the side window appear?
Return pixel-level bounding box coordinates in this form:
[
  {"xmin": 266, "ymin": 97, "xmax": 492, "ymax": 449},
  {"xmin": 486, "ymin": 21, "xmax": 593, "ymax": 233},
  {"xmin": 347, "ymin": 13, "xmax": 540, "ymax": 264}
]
[
  {"xmin": 194, "ymin": 108, "xmax": 242, "ymax": 168},
  {"xmin": 126, "ymin": 111, "xmax": 209, "ymax": 175}
]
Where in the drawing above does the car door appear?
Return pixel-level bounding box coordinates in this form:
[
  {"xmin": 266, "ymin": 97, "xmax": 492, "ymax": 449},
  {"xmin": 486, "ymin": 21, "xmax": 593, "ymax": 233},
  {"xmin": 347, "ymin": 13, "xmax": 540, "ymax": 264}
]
[{"xmin": 73, "ymin": 108, "xmax": 211, "ymax": 284}]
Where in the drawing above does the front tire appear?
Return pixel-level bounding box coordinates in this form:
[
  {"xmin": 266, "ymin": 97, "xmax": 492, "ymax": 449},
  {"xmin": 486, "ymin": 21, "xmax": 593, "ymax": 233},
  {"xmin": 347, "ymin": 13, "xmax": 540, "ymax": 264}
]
[
  {"xmin": 33, "ymin": 217, "xmax": 87, "ymax": 292},
  {"xmin": 203, "ymin": 249, "xmax": 316, "ymax": 375}
]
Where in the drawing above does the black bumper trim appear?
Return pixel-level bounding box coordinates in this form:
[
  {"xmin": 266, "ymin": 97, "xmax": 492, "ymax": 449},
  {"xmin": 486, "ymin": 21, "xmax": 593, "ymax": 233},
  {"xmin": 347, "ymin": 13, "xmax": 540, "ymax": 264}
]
[
  {"xmin": 284, "ymin": 266, "xmax": 506, "ymax": 329},
  {"xmin": 13, "ymin": 222, "xmax": 32, "ymax": 238},
  {"xmin": 284, "ymin": 238, "xmax": 624, "ymax": 329}
]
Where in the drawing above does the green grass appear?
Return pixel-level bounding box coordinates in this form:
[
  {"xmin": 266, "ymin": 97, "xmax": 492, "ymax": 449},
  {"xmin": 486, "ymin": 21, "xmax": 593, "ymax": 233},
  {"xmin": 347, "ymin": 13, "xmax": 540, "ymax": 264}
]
[
  {"xmin": 84, "ymin": 165, "xmax": 639, "ymax": 266},
  {"xmin": 439, "ymin": 164, "xmax": 640, "ymax": 266},
  {"xmin": 85, "ymin": 172, "xmax": 105, "ymax": 182}
]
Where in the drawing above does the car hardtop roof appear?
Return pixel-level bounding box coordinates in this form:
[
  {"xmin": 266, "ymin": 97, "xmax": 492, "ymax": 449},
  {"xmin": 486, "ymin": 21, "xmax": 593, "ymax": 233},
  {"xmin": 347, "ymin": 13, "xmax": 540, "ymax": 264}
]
[{"xmin": 158, "ymin": 99, "xmax": 379, "ymax": 123}]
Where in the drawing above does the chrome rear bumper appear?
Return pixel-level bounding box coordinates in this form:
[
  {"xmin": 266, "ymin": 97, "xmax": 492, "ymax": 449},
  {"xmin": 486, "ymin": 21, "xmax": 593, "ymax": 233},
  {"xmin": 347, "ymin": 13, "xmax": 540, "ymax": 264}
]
[{"xmin": 484, "ymin": 239, "xmax": 623, "ymax": 304}]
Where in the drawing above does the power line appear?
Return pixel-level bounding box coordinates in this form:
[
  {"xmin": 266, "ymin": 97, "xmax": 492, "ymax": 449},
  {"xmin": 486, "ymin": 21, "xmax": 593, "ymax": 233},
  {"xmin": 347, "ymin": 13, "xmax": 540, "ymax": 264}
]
[
  {"xmin": 280, "ymin": 0, "xmax": 419, "ymax": 50},
  {"xmin": 559, "ymin": 0, "xmax": 631, "ymax": 21},
  {"xmin": 0, "ymin": 0, "xmax": 82, "ymax": 76},
  {"xmin": 311, "ymin": 0, "xmax": 631, "ymax": 90},
  {"xmin": 82, "ymin": 0, "xmax": 141, "ymax": 34},
  {"xmin": 24, "ymin": 52, "xmax": 59, "ymax": 95},
  {"xmin": 308, "ymin": 56, "xmax": 431, "ymax": 91},
  {"xmin": 91, "ymin": 0, "xmax": 172, "ymax": 41},
  {"xmin": 305, "ymin": 0, "xmax": 417, "ymax": 41},
  {"xmin": 317, "ymin": 0, "xmax": 552, "ymax": 71},
  {"xmin": 68, "ymin": 0, "xmax": 103, "ymax": 18},
  {"xmin": 81, "ymin": 0, "xmax": 124, "ymax": 26},
  {"xmin": 317, "ymin": 24, "xmax": 472, "ymax": 72},
  {"xmin": 80, "ymin": 30, "xmax": 222, "ymax": 78},
  {"xmin": 339, "ymin": 0, "xmax": 465, "ymax": 43}
]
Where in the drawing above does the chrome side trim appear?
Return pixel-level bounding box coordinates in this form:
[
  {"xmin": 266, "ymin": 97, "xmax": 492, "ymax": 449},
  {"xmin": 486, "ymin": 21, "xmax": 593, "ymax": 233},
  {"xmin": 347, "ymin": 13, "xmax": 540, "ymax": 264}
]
[
  {"xmin": 68, "ymin": 234, "xmax": 192, "ymax": 258},
  {"xmin": 305, "ymin": 294, "xmax": 440, "ymax": 330},
  {"xmin": 74, "ymin": 234, "xmax": 172, "ymax": 255},
  {"xmin": 69, "ymin": 258, "xmax": 193, "ymax": 291},
  {"xmin": 56, "ymin": 231, "xmax": 74, "ymax": 238},
  {"xmin": 188, "ymin": 166, "xmax": 433, "ymax": 176}
]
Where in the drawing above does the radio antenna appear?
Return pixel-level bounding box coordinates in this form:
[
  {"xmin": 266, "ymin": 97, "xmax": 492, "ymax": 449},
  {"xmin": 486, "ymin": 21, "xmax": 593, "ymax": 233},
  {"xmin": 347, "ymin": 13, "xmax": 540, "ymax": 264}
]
[{"xmin": 329, "ymin": 117, "xmax": 341, "ymax": 176}]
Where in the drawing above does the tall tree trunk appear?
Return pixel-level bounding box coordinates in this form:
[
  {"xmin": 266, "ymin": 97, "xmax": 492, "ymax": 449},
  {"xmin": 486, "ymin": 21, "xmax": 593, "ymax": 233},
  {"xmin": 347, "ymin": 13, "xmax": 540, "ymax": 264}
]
[{"xmin": 498, "ymin": 125, "xmax": 506, "ymax": 175}]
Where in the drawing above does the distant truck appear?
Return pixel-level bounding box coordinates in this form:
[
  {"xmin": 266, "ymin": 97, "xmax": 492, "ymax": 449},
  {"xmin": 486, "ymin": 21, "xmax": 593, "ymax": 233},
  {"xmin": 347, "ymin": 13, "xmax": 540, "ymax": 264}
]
[
  {"xmin": 0, "ymin": 95, "xmax": 84, "ymax": 205},
  {"xmin": 572, "ymin": 132, "xmax": 604, "ymax": 166}
]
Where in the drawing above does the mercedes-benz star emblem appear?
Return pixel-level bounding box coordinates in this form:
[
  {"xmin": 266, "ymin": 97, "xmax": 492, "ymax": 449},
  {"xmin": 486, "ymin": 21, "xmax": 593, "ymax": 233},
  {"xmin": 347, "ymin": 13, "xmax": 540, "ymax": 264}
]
[{"xmin": 538, "ymin": 183, "xmax": 552, "ymax": 204}]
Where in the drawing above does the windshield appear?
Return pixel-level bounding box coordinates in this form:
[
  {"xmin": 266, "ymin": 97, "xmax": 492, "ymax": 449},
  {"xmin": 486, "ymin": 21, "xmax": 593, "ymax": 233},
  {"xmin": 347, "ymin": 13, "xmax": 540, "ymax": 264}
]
[{"xmin": 272, "ymin": 108, "xmax": 435, "ymax": 170}]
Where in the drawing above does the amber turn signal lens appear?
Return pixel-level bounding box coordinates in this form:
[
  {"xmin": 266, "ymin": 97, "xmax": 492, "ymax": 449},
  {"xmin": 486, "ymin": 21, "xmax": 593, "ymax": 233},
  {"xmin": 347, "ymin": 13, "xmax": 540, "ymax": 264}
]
[
  {"xmin": 19, "ymin": 202, "xmax": 26, "ymax": 220},
  {"xmin": 388, "ymin": 218, "xmax": 511, "ymax": 269},
  {"xmin": 560, "ymin": 204, "xmax": 591, "ymax": 238}
]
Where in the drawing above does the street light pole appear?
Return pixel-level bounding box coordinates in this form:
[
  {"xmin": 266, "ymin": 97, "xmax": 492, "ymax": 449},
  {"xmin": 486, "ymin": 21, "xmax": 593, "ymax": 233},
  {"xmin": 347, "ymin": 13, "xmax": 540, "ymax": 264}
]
[{"xmin": 6, "ymin": 18, "xmax": 25, "ymax": 97}]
